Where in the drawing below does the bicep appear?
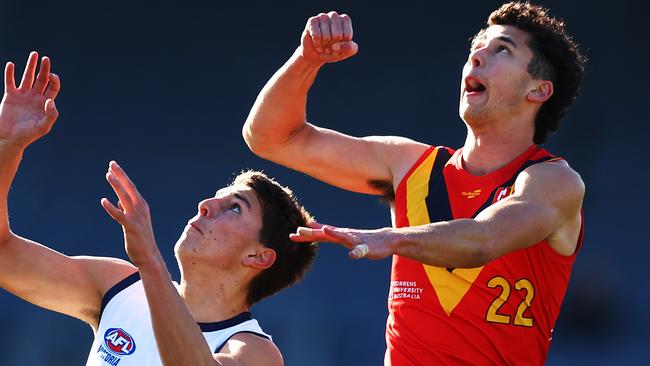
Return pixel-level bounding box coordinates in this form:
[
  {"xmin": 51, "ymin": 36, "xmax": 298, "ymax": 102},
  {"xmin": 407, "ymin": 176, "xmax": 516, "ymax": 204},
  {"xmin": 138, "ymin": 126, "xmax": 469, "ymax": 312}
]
[
  {"xmin": 474, "ymin": 163, "xmax": 584, "ymax": 259},
  {"xmin": 262, "ymin": 123, "xmax": 428, "ymax": 195},
  {"xmin": 0, "ymin": 234, "xmax": 135, "ymax": 326}
]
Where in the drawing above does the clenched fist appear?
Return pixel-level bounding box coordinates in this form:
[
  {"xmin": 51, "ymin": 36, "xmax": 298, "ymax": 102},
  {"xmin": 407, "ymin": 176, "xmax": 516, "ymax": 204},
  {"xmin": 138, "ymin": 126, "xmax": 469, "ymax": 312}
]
[{"xmin": 299, "ymin": 11, "xmax": 358, "ymax": 64}]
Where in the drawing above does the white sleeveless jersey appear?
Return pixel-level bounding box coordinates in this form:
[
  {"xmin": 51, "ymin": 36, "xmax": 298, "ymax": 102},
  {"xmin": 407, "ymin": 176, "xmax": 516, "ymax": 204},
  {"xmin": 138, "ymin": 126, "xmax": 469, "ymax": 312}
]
[{"xmin": 86, "ymin": 272, "xmax": 271, "ymax": 366}]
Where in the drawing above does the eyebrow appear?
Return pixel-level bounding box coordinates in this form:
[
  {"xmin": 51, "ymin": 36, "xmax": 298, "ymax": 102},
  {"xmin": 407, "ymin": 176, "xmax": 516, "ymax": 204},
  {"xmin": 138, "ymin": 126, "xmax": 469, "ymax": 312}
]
[
  {"xmin": 233, "ymin": 192, "xmax": 252, "ymax": 210},
  {"xmin": 471, "ymin": 34, "xmax": 518, "ymax": 49},
  {"xmin": 496, "ymin": 35, "xmax": 518, "ymax": 48}
]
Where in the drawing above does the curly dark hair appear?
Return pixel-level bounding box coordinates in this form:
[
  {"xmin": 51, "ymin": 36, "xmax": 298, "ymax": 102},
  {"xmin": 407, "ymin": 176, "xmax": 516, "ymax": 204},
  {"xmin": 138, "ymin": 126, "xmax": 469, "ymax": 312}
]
[
  {"xmin": 233, "ymin": 171, "xmax": 317, "ymax": 305},
  {"xmin": 486, "ymin": 2, "xmax": 587, "ymax": 144}
]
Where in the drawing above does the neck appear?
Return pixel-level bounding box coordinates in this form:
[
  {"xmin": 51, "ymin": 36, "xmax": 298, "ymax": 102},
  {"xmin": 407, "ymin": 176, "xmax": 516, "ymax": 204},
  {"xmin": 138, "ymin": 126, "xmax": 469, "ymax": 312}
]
[
  {"xmin": 461, "ymin": 127, "xmax": 534, "ymax": 175},
  {"xmin": 177, "ymin": 265, "xmax": 250, "ymax": 323}
]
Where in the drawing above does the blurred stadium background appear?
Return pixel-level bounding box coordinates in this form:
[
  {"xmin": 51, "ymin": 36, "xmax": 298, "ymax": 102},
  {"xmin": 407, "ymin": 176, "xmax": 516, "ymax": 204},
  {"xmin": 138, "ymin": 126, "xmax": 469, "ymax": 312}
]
[{"xmin": 0, "ymin": 0, "xmax": 647, "ymax": 364}]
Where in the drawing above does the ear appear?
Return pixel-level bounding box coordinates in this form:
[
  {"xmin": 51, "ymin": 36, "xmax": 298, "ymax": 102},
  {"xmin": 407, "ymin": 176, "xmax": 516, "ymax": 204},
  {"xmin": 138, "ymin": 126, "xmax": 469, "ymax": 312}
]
[
  {"xmin": 242, "ymin": 248, "xmax": 276, "ymax": 270},
  {"xmin": 526, "ymin": 80, "xmax": 553, "ymax": 103}
]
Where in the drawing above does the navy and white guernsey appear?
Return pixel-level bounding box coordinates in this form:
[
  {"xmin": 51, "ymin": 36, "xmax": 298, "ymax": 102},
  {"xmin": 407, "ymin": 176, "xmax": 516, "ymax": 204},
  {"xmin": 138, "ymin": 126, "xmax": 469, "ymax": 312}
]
[{"xmin": 86, "ymin": 272, "xmax": 271, "ymax": 366}]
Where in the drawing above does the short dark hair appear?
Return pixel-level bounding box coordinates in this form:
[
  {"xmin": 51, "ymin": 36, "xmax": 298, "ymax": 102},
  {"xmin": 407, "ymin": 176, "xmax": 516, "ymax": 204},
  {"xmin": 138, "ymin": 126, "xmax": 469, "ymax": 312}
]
[
  {"xmin": 233, "ymin": 171, "xmax": 317, "ymax": 305},
  {"xmin": 486, "ymin": 2, "xmax": 587, "ymax": 144}
]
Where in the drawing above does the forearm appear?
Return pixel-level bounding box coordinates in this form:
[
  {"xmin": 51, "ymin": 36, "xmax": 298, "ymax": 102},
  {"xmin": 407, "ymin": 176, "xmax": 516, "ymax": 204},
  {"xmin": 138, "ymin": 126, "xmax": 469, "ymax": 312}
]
[
  {"xmin": 139, "ymin": 259, "xmax": 216, "ymax": 366},
  {"xmin": 243, "ymin": 50, "xmax": 323, "ymax": 152},
  {"xmin": 0, "ymin": 142, "xmax": 25, "ymax": 239},
  {"xmin": 393, "ymin": 219, "xmax": 494, "ymax": 268}
]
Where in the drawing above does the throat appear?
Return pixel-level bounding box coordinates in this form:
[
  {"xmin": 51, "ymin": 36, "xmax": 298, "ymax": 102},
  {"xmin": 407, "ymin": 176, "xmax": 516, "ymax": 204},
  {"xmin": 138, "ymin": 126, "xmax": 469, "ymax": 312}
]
[
  {"xmin": 179, "ymin": 277, "xmax": 250, "ymax": 323},
  {"xmin": 461, "ymin": 137, "xmax": 535, "ymax": 176}
]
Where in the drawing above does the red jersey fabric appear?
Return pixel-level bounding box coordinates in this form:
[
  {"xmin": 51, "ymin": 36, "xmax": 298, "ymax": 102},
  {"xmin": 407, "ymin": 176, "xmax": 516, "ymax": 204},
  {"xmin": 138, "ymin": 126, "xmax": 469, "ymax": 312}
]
[{"xmin": 386, "ymin": 145, "xmax": 583, "ymax": 366}]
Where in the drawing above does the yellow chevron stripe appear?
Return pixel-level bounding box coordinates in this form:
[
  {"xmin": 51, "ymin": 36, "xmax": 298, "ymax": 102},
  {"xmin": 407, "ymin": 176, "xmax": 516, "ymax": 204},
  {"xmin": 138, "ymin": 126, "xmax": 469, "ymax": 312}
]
[
  {"xmin": 404, "ymin": 148, "xmax": 483, "ymax": 316},
  {"xmin": 405, "ymin": 148, "xmax": 438, "ymax": 227}
]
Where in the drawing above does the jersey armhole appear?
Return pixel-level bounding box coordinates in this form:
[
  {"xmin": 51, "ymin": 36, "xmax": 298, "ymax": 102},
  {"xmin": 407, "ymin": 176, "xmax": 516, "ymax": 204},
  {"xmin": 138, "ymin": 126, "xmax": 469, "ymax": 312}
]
[
  {"xmin": 214, "ymin": 331, "xmax": 273, "ymax": 353},
  {"xmin": 99, "ymin": 271, "xmax": 141, "ymax": 323}
]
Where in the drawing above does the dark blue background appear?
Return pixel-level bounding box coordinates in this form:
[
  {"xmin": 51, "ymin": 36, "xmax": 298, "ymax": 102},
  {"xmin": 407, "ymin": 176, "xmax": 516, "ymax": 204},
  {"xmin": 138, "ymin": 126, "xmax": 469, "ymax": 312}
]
[{"xmin": 1, "ymin": 0, "xmax": 647, "ymax": 364}]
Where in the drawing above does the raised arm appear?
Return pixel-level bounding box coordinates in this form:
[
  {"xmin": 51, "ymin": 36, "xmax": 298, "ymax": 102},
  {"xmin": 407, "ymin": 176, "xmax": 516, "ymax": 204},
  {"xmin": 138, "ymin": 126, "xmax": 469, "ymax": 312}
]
[
  {"xmin": 0, "ymin": 53, "xmax": 134, "ymax": 328},
  {"xmin": 101, "ymin": 162, "xmax": 281, "ymax": 366},
  {"xmin": 243, "ymin": 11, "xmax": 427, "ymax": 195},
  {"xmin": 291, "ymin": 161, "xmax": 584, "ymax": 267}
]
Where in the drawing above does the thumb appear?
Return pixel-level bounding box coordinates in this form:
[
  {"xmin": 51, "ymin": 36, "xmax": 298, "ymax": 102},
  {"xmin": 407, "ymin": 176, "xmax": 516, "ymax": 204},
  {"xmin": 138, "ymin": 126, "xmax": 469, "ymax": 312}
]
[
  {"xmin": 38, "ymin": 99, "xmax": 58, "ymax": 134},
  {"xmin": 331, "ymin": 41, "xmax": 358, "ymax": 59}
]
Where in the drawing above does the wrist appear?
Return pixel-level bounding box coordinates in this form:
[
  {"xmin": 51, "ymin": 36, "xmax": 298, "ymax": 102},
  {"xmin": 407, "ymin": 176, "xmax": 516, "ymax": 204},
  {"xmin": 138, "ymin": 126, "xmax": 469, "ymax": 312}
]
[
  {"xmin": 389, "ymin": 227, "xmax": 408, "ymax": 256},
  {"xmin": 291, "ymin": 48, "xmax": 326, "ymax": 70},
  {"xmin": 0, "ymin": 140, "xmax": 27, "ymax": 155},
  {"xmin": 133, "ymin": 251, "xmax": 167, "ymax": 273}
]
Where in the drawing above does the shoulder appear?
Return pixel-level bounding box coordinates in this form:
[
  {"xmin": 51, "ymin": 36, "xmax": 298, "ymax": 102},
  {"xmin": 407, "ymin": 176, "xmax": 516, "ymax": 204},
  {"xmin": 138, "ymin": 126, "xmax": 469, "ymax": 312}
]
[
  {"xmin": 217, "ymin": 333, "xmax": 283, "ymax": 366},
  {"xmin": 515, "ymin": 160, "xmax": 585, "ymax": 211},
  {"xmin": 518, "ymin": 160, "xmax": 584, "ymax": 193}
]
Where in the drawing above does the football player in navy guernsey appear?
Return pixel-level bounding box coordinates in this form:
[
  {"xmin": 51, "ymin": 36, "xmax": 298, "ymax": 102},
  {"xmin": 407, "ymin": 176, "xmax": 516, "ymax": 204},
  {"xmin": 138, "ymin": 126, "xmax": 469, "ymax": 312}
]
[{"xmin": 0, "ymin": 53, "xmax": 317, "ymax": 366}]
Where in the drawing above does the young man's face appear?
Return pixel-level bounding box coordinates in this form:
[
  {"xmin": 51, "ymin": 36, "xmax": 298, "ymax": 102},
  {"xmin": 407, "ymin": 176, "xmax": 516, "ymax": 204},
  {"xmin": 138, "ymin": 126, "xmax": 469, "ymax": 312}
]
[
  {"xmin": 175, "ymin": 184, "xmax": 264, "ymax": 270},
  {"xmin": 459, "ymin": 25, "xmax": 540, "ymax": 126}
]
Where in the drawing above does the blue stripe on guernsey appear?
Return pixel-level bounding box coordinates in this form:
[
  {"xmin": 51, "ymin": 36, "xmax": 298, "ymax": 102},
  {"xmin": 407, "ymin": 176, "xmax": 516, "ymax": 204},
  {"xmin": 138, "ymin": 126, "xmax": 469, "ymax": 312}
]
[
  {"xmin": 424, "ymin": 147, "xmax": 453, "ymax": 224},
  {"xmin": 469, "ymin": 156, "xmax": 556, "ymax": 219},
  {"xmin": 198, "ymin": 312, "xmax": 253, "ymax": 332},
  {"xmin": 100, "ymin": 271, "xmax": 141, "ymax": 320},
  {"xmin": 214, "ymin": 331, "xmax": 272, "ymax": 353}
]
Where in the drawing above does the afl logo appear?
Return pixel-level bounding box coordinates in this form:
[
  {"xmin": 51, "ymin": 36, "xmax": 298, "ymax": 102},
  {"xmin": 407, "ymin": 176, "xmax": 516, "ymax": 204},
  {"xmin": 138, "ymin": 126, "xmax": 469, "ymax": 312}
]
[{"xmin": 103, "ymin": 328, "xmax": 136, "ymax": 356}]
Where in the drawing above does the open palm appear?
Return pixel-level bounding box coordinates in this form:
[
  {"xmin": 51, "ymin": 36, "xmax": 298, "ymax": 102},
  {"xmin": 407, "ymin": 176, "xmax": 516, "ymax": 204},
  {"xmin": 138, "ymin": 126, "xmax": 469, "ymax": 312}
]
[{"xmin": 0, "ymin": 52, "xmax": 60, "ymax": 148}]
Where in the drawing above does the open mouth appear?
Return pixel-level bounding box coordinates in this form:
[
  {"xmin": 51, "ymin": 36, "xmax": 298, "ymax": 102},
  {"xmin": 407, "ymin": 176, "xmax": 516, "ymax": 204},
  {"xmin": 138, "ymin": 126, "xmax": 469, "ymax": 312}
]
[{"xmin": 465, "ymin": 77, "xmax": 486, "ymax": 93}]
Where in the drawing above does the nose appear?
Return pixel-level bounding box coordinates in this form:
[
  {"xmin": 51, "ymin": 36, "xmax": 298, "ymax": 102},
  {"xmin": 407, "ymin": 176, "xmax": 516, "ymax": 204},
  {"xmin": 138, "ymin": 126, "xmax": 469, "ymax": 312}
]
[
  {"xmin": 198, "ymin": 197, "xmax": 220, "ymax": 218},
  {"xmin": 468, "ymin": 47, "xmax": 485, "ymax": 68}
]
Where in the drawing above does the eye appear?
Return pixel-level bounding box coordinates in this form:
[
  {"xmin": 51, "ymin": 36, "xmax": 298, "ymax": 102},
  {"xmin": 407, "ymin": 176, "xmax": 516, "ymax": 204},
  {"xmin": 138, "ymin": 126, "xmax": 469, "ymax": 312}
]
[
  {"xmin": 230, "ymin": 203, "xmax": 241, "ymax": 215},
  {"xmin": 497, "ymin": 45, "xmax": 510, "ymax": 54}
]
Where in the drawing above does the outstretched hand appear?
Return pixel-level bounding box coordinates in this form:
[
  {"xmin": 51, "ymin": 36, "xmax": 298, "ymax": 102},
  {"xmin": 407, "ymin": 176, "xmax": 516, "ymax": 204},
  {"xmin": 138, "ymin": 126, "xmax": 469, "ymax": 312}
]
[
  {"xmin": 290, "ymin": 222, "xmax": 396, "ymax": 260},
  {"xmin": 299, "ymin": 11, "xmax": 358, "ymax": 64},
  {"xmin": 101, "ymin": 161, "xmax": 162, "ymax": 268},
  {"xmin": 0, "ymin": 52, "xmax": 60, "ymax": 149}
]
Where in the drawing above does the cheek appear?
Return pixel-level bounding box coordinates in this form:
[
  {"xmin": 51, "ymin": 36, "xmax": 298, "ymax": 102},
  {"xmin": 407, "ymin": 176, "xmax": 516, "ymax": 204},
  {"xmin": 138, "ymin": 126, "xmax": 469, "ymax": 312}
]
[{"xmin": 203, "ymin": 220, "xmax": 261, "ymax": 253}]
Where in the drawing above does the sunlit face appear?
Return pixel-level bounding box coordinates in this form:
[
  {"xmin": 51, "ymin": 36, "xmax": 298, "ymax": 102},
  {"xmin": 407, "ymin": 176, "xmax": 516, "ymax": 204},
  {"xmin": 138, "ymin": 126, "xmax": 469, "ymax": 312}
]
[
  {"xmin": 459, "ymin": 25, "xmax": 537, "ymax": 126},
  {"xmin": 174, "ymin": 184, "xmax": 264, "ymax": 270}
]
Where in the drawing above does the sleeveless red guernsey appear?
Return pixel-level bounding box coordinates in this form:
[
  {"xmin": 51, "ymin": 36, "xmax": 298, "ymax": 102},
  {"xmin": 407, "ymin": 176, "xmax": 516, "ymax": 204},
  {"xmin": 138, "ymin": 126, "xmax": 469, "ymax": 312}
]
[{"xmin": 387, "ymin": 145, "xmax": 583, "ymax": 366}]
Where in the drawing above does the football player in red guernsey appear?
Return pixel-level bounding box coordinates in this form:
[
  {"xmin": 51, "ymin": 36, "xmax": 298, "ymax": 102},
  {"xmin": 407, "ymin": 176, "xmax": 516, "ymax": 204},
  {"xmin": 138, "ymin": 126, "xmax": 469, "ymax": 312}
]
[{"xmin": 243, "ymin": 2, "xmax": 586, "ymax": 365}]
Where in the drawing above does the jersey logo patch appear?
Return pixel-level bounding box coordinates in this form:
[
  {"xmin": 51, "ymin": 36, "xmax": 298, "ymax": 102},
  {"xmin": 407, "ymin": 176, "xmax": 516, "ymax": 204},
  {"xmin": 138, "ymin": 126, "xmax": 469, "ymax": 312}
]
[
  {"xmin": 492, "ymin": 185, "xmax": 514, "ymax": 204},
  {"xmin": 461, "ymin": 189, "xmax": 482, "ymax": 199},
  {"xmin": 103, "ymin": 328, "xmax": 136, "ymax": 356}
]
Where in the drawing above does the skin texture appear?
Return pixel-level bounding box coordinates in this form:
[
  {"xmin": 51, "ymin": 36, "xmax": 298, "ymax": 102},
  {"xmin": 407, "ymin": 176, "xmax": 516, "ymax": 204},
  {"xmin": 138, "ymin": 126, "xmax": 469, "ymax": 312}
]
[
  {"xmin": 244, "ymin": 13, "xmax": 584, "ymax": 265},
  {"xmin": 0, "ymin": 53, "xmax": 281, "ymax": 366}
]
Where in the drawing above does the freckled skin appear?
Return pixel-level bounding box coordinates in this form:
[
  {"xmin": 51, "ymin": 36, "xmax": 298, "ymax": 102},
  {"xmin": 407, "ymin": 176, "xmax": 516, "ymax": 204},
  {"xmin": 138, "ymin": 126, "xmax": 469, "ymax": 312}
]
[{"xmin": 174, "ymin": 184, "xmax": 264, "ymax": 274}]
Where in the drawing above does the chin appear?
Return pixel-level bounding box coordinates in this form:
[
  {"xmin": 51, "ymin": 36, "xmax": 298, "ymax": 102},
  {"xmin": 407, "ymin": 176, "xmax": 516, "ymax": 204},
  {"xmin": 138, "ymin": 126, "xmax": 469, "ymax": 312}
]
[
  {"xmin": 460, "ymin": 105, "xmax": 490, "ymax": 126},
  {"xmin": 174, "ymin": 235, "xmax": 193, "ymax": 257}
]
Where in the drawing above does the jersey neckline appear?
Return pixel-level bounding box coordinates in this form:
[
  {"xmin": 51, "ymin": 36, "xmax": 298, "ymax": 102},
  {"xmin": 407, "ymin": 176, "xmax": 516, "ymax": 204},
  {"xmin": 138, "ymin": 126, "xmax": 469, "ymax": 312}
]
[{"xmin": 100, "ymin": 271, "xmax": 254, "ymax": 332}]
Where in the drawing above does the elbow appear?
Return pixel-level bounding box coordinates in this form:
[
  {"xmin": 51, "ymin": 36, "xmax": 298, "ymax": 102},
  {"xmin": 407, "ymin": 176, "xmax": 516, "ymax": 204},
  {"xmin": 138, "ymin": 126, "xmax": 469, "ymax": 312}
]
[
  {"xmin": 241, "ymin": 122, "xmax": 268, "ymax": 156},
  {"xmin": 463, "ymin": 236, "xmax": 499, "ymax": 268},
  {"xmin": 467, "ymin": 246, "xmax": 492, "ymax": 267},
  {"xmin": 241, "ymin": 120, "xmax": 256, "ymax": 151}
]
